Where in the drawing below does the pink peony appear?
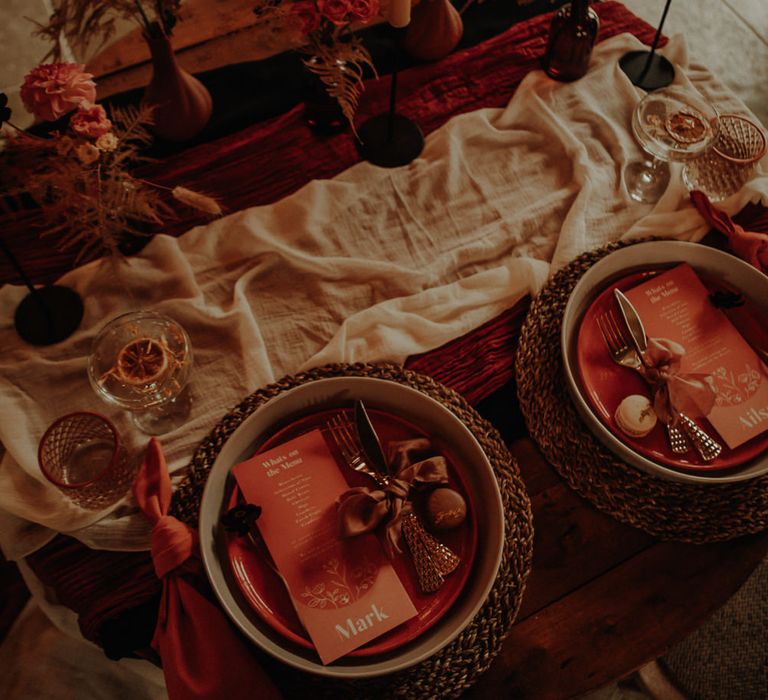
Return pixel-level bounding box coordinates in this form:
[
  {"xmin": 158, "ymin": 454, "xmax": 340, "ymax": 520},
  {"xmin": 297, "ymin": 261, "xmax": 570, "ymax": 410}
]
[
  {"xmin": 69, "ymin": 104, "xmax": 112, "ymax": 140},
  {"xmin": 20, "ymin": 63, "xmax": 97, "ymax": 122},
  {"xmin": 292, "ymin": 1, "xmax": 323, "ymax": 34},
  {"xmin": 348, "ymin": 0, "xmax": 378, "ymax": 23},
  {"xmin": 319, "ymin": 0, "xmax": 352, "ymax": 25}
]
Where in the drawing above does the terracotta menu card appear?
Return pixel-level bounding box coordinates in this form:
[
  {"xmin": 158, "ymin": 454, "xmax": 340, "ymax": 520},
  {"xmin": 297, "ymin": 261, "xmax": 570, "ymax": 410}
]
[
  {"xmin": 232, "ymin": 428, "xmax": 417, "ymax": 664},
  {"xmin": 625, "ymin": 263, "xmax": 768, "ymax": 449}
]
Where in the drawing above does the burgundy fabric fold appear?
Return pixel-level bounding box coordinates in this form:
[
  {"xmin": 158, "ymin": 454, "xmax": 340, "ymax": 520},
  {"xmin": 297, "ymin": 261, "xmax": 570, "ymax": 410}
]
[
  {"xmin": 691, "ymin": 189, "xmax": 768, "ymax": 273},
  {"xmin": 133, "ymin": 438, "xmax": 282, "ymax": 700},
  {"xmin": 639, "ymin": 337, "xmax": 717, "ymax": 425},
  {"xmin": 337, "ymin": 439, "xmax": 450, "ymax": 556},
  {"xmin": 25, "ymin": 535, "xmax": 161, "ymax": 655}
]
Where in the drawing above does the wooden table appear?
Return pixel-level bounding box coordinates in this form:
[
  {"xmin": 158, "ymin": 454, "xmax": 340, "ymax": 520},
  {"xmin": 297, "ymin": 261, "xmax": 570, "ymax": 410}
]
[
  {"xmin": 464, "ymin": 433, "xmax": 768, "ymax": 698},
  {"xmin": 4, "ymin": 3, "xmax": 768, "ymax": 698}
]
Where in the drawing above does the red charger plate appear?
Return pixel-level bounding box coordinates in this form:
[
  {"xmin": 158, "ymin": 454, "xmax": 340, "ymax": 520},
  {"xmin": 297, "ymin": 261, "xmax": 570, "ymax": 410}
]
[
  {"xmin": 576, "ymin": 269, "xmax": 768, "ymax": 472},
  {"xmin": 225, "ymin": 407, "xmax": 477, "ymax": 657}
]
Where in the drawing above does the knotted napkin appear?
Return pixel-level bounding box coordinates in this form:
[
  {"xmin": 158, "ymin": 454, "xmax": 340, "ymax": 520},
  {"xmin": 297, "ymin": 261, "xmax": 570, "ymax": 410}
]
[
  {"xmin": 639, "ymin": 337, "xmax": 717, "ymax": 425},
  {"xmin": 691, "ymin": 190, "xmax": 768, "ymax": 273},
  {"xmin": 134, "ymin": 438, "xmax": 282, "ymax": 700},
  {"xmin": 337, "ymin": 438, "xmax": 449, "ymax": 556}
]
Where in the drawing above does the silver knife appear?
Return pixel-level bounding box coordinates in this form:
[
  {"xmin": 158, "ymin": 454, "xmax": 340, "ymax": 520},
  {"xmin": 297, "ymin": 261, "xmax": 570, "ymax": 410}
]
[
  {"xmin": 612, "ymin": 288, "xmax": 722, "ymax": 462},
  {"xmin": 613, "ymin": 288, "xmax": 689, "ymax": 454},
  {"xmin": 354, "ymin": 400, "xmax": 390, "ymax": 478},
  {"xmin": 614, "ymin": 289, "xmax": 647, "ymax": 359}
]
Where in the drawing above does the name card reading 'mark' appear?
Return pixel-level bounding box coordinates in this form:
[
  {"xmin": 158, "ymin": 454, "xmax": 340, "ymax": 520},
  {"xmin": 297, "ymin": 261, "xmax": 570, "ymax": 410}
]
[
  {"xmin": 625, "ymin": 263, "xmax": 768, "ymax": 449},
  {"xmin": 233, "ymin": 428, "xmax": 417, "ymax": 664}
]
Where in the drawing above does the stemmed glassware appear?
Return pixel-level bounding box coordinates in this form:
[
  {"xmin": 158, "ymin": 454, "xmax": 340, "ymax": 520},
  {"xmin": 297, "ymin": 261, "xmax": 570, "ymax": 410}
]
[
  {"xmin": 88, "ymin": 310, "xmax": 193, "ymax": 435},
  {"xmin": 625, "ymin": 87, "xmax": 719, "ymax": 203}
]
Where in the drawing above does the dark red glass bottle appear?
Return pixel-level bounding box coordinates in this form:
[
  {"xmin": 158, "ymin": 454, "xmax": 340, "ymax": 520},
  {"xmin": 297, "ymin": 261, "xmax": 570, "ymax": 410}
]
[{"xmin": 543, "ymin": 0, "xmax": 600, "ymax": 82}]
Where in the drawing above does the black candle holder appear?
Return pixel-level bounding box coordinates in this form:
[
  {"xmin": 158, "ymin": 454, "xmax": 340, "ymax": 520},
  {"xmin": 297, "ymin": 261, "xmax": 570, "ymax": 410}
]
[
  {"xmin": 0, "ymin": 239, "xmax": 83, "ymax": 346},
  {"xmin": 355, "ymin": 29, "xmax": 424, "ymax": 168},
  {"xmin": 619, "ymin": 0, "xmax": 675, "ymax": 91}
]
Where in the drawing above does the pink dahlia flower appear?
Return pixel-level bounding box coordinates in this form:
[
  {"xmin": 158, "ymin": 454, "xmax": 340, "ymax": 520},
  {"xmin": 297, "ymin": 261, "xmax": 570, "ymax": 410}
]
[{"xmin": 20, "ymin": 63, "xmax": 97, "ymax": 122}]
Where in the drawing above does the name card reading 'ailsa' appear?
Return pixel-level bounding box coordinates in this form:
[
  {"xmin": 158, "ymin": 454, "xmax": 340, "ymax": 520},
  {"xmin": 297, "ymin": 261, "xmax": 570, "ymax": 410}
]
[
  {"xmin": 625, "ymin": 263, "xmax": 768, "ymax": 449},
  {"xmin": 232, "ymin": 428, "xmax": 417, "ymax": 664}
]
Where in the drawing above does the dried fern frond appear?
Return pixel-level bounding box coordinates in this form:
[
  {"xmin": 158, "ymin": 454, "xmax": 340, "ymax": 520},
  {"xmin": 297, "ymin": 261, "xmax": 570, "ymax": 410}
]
[
  {"xmin": 0, "ymin": 105, "xmax": 167, "ymax": 262},
  {"xmin": 304, "ymin": 36, "xmax": 376, "ymax": 129},
  {"xmin": 108, "ymin": 103, "xmax": 156, "ymax": 166}
]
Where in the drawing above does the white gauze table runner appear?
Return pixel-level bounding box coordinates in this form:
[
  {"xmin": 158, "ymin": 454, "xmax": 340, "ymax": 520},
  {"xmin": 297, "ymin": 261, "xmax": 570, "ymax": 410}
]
[{"xmin": 1, "ymin": 34, "xmax": 766, "ymax": 559}]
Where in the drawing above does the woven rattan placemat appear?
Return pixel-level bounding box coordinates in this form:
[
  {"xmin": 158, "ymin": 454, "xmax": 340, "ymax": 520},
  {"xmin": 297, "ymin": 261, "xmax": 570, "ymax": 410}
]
[
  {"xmin": 516, "ymin": 241, "xmax": 768, "ymax": 543},
  {"xmin": 170, "ymin": 362, "xmax": 533, "ymax": 699}
]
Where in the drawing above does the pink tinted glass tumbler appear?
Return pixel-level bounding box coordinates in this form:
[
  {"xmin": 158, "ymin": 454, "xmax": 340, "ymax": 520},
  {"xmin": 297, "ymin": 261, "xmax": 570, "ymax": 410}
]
[{"xmin": 38, "ymin": 412, "xmax": 131, "ymax": 508}]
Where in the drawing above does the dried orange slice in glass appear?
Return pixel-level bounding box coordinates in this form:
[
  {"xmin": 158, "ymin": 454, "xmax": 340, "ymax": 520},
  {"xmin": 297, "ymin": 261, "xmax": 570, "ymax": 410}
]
[
  {"xmin": 665, "ymin": 109, "xmax": 709, "ymax": 144},
  {"xmin": 115, "ymin": 338, "xmax": 168, "ymax": 385}
]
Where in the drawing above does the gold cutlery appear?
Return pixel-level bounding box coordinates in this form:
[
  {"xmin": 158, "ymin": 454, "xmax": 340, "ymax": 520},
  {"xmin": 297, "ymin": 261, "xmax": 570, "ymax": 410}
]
[{"xmin": 326, "ymin": 409, "xmax": 460, "ymax": 592}]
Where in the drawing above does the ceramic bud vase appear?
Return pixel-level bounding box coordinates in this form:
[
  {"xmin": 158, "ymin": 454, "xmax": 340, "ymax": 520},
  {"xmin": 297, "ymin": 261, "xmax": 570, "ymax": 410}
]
[
  {"xmin": 403, "ymin": 0, "xmax": 464, "ymax": 62},
  {"xmin": 142, "ymin": 23, "xmax": 212, "ymax": 142}
]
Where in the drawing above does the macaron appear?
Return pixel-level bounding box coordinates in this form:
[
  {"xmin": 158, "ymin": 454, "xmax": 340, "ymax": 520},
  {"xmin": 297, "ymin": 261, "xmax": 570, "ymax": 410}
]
[
  {"xmin": 614, "ymin": 394, "xmax": 657, "ymax": 438},
  {"xmin": 424, "ymin": 487, "xmax": 467, "ymax": 531}
]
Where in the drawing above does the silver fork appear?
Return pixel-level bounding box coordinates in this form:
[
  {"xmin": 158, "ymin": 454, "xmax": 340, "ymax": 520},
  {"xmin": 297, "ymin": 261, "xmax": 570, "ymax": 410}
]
[
  {"xmin": 326, "ymin": 413, "xmax": 388, "ymax": 487},
  {"xmin": 596, "ymin": 310, "xmax": 691, "ymax": 455}
]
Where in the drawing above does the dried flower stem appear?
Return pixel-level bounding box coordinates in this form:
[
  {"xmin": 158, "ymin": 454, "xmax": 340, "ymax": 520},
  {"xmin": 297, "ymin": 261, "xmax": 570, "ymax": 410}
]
[
  {"xmin": 134, "ymin": 0, "xmax": 154, "ymax": 33},
  {"xmin": 3, "ymin": 121, "xmax": 44, "ymax": 141}
]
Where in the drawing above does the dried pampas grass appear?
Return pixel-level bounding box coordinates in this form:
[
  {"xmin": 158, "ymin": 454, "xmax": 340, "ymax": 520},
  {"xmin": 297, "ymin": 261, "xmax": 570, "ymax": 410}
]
[{"xmin": 171, "ymin": 186, "xmax": 222, "ymax": 216}]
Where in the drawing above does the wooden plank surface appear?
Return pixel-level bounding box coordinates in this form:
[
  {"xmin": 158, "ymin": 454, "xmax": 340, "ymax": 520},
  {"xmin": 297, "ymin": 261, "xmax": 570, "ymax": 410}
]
[
  {"xmin": 86, "ymin": 0, "xmax": 268, "ymax": 77},
  {"xmin": 85, "ymin": 0, "xmax": 388, "ymax": 100},
  {"xmin": 469, "ymin": 438, "xmax": 768, "ymax": 699}
]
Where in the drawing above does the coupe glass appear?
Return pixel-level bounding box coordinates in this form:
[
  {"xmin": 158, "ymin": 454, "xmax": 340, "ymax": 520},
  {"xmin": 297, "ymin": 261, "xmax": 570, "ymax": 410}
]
[
  {"xmin": 625, "ymin": 87, "xmax": 719, "ymax": 203},
  {"xmin": 88, "ymin": 310, "xmax": 193, "ymax": 434}
]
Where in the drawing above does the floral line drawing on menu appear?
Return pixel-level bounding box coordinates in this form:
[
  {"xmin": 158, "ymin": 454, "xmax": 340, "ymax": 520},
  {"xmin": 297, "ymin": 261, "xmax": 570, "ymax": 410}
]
[
  {"xmin": 711, "ymin": 364, "xmax": 762, "ymax": 406},
  {"xmin": 300, "ymin": 557, "xmax": 378, "ymax": 609}
]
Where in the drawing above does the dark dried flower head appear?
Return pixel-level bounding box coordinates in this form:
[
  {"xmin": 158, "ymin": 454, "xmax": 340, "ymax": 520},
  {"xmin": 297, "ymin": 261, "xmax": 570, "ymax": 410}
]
[
  {"xmin": 0, "ymin": 92, "xmax": 12, "ymax": 126},
  {"xmin": 221, "ymin": 503, "xmax": 263, "ymax": 535}
]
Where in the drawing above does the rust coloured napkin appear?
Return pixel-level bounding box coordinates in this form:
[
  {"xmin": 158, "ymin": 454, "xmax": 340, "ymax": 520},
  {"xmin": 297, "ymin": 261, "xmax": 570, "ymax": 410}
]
[
  {"xmin": 134, "ymin": 438, "xmax": 282, "ymax": 700},
  {"xmin": 691, "ymin": 190, "xmax": 768, "ymax": 274}
]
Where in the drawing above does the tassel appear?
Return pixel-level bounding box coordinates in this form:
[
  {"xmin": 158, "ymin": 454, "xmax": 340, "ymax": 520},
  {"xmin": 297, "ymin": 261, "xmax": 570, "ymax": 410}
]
[
  {"xmin": 678, "ymin": 414, "xmax": 722, "ymax": 462},
  {"xmin": 172, "ymin": 186, "xmax": 222, "ymax": 216},
  {"xmin": 401, "ymin": 512, "xmax": 460, "ymax": 594}
]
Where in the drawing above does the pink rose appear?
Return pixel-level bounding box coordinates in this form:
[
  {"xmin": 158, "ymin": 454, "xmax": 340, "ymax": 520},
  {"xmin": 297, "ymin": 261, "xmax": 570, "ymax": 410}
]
[
  {"xmin": 348, "ymin": 0, "xmax": 378, "ymax": 23},
  {"xmin": 69, "ymin": 104, "xmax": 112, "ymax": 140},
  {"xmin": 319, "ymin": 0, "xmax": 352, "ymax": 25},
  {"xmin": 292, "ymin": 1, "xmax": 322, "ymax": 34},
  {"xmin": 20, "ymin": 63, "xmax": 97, "ymax": 122}
]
